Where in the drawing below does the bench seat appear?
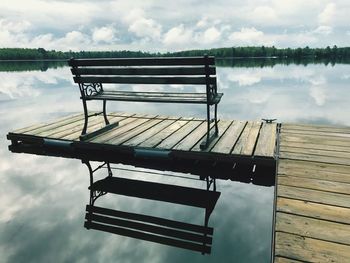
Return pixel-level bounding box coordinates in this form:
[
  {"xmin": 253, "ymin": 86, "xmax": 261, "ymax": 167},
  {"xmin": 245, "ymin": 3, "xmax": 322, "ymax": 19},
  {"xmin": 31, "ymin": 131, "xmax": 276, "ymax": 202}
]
[
  {"xmin": 89, "ymin": 176, "xmax": 220, "ymax": 211},
  {"xmin": 85, "ymin": 90, "xmax": 223, "ymax": 104},
  {"xmin": 85, "ymin": 205, "xmax": 213, "ymax": 254}
]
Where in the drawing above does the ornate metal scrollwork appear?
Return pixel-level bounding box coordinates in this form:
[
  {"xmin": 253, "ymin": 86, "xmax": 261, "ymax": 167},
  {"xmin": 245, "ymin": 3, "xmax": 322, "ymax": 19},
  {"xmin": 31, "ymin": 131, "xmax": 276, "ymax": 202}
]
[
  {"xmin": 91, "ymin": 190, "xmax": 107, "ymax": 205},
  {"xmin": 81, "ymin": 82, "xmax": 103, "ymax": 97}
]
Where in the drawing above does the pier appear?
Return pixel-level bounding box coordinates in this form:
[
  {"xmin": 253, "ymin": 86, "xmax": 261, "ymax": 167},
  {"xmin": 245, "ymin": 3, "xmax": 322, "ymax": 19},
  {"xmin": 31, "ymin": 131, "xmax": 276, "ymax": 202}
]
[
  {"xmin": 274, "ymin": 123, "xmax": 350, "ymax": 262},
  {"xmin": 7, "ymin": 112, "xmax": 350, "ymax": 261}
]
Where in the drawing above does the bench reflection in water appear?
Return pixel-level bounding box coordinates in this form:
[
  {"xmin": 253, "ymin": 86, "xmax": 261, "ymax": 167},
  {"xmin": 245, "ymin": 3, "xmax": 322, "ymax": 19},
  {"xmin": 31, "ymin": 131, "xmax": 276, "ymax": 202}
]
[{"xmin": 83, "ymin": 160, "xmax": 220, "ymax": 255}]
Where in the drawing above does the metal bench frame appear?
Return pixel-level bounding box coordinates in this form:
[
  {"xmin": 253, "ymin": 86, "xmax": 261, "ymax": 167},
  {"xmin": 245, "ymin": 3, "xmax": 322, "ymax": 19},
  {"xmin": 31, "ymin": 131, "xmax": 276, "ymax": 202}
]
[
  {"xmin": 68, "ymin": 55, "xmax": 223, "ymax": 149},
  {"xmin": 82, "ymin": 160, "xmax": 219, "ymax": 254}
]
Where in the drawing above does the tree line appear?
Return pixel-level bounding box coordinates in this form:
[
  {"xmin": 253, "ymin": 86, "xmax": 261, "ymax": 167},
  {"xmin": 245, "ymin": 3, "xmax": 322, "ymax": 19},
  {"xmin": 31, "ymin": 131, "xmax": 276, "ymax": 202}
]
[{"xmin": 0, "ymin": 46, "xmax": 349, "ymax": 63}]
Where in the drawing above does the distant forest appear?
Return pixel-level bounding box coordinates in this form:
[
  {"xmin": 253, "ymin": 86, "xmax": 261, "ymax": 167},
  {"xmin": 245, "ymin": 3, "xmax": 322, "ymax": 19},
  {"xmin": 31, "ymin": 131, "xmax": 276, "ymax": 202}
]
[{"xmin": 0, "ymin": 46, "xmax": 349, "ymax": 63}]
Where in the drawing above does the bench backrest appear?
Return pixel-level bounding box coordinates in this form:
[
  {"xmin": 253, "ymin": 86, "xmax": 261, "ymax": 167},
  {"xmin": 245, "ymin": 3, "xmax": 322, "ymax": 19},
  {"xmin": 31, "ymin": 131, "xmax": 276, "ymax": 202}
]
[{"xmin": 68, "ymin": 56, "xmax": 217, "ymax": 89}]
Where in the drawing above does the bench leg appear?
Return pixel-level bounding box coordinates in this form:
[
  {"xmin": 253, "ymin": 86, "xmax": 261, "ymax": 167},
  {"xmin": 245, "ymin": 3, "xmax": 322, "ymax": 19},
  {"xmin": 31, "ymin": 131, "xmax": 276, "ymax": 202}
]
[
  {"xmin": 83, "ymin": 160, "xmax": 112, "ymax": 206},
  {"xmin": 200, "ymin": 104, "xmax": 218, "ymax": 150},
  {"xmin": 214, "ymin": 103, "xmax": 218, "ymax": 135},
  {"xmin": 102, "ymin": 100, "xmax": 110, "ymax": 125},
  {"xmin": 81, "ymin": 98, "xmax": 89, "ymax": 136}
]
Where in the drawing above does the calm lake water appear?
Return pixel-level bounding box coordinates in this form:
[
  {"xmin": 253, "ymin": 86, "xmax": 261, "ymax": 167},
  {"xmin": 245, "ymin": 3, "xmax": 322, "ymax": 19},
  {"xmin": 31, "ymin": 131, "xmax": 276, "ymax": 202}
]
[{"xmin": 0, "ymin": 60, "xmax": 349, "ymax": 263}]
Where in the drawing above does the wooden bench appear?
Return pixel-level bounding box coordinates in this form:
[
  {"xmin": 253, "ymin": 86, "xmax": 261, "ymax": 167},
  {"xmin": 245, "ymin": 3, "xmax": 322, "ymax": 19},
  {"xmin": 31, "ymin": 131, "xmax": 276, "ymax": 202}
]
[
  {"xmin": 85, "ymin": 176, "xmax": 221, "ymax": 254},
  {"xmin": 68, "ymin": 55, "xmax": 223, "ymax": 149}
]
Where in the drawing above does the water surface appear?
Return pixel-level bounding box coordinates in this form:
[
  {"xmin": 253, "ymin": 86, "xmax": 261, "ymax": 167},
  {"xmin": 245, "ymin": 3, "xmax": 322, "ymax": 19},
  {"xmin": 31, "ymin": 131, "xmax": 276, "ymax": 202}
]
[{"xmin": 0, "ymin": 60, "xmax": 349, "ymax": 263}]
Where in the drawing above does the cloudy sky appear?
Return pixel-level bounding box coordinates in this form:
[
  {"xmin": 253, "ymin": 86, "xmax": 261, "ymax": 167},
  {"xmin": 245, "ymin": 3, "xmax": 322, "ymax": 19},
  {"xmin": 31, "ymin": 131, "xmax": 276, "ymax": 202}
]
[{"xmin": 0, "ymin": 0, "xmax": 349, "ymax": 52}]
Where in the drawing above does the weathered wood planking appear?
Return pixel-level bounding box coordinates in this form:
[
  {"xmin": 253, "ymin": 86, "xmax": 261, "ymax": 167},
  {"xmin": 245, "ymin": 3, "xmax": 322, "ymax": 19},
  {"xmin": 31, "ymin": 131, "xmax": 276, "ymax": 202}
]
[
  {"xmin": 9, "ymin": 113, "xmax": 277, "ymax": 161},
  {"xmin": 274, "ymin": 123, "xmax": 350, "ymax": 263},
  {"xmin": 232, "ymin": 121, "xmax": 261, "ymax": 156},
  {"xmin": 138, "ymin": 118, "xmax": 192, "ymax": 148},
  {"xmin": 275, "ymin": 232, "xmax": 350, "ymax": 262},
  {"xmin": 276, "ymin": 212, "xmax": 350, "ymax": 245},
  {"xmin": 277, "ymin": 197, "xmax": 350, "ymax": 225},
  {"xmin": 210, "ymin": 121, "xmax": 246, "ymax": 154},
  {"xmin": 254, "ymin": 122, "xmax": 277, "ymax": 157}
]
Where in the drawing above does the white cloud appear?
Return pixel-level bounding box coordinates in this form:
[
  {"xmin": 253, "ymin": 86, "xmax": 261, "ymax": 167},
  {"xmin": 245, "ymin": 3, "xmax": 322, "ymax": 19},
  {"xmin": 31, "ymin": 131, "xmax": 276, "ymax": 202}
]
[
  {"xmin": 318, "ymin": 3, "xmax": 336, "ymax": 25},
  {"xmin": 313, "ymin": 25, "xmax": 332, "ymax": 35},
  {"xmin": 229, "ymin": 27, "xmax": 266, "ymax": 45},
  {"xmin": 197, "ymin": 26, "xmax": 221, "ymax": 44},
  {"xmin": 0, "ymin": 0, "xmax": 349, "ymax": 51},
  {"xmin": 163, "ymin": 24, "xmax": 193, "ymax": 47},
  {"xmin": 129, "ymin": 18, "xmax": 162, "ymax": 40},
  {"xmin": 30, "ymin": 31, "xmax": 91, "ymax": 51},
  {"xmin": 92, "ymin": 26, "xmax": 117, "ymax": 43},
  {"xmin": 0, "ymin": 19, "xmax": 31, "ymax": 47},
  {"xmin": 251, "ymin": 6, "xmax": 278, "ymax": 24},
  {"xmin": 310, "ymin": 85, "xmax": 327, "ymax": 106},
  {"xmin": 196, "ymin": 17, "xmax": 209, "ymax": 28},
  {"xmin": 228, "ymin": 73, "xmax": 262, "ymax": 86},
  {"xmin": 0, "ymin": 19, "xmax": 31, "ymax": 33}
]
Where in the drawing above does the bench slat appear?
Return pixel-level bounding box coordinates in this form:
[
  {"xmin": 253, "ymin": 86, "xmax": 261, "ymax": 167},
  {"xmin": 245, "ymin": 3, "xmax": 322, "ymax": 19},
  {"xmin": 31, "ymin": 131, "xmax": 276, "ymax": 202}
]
[
  {"xmin": 69, "ymin": 57, "xmax": 215, "ymax": 67},
  {"xmin": 90, "ymin": 176, "xmax": 220, "ymax": 210},
  {"xmin": 74, "ymin": 76, "xmax": 216, "ymax": 85},
  {"xmin": 71, "ymin": 66, "xmax": 216, "ymax": 76},
  {"xmin": 86, "ymin": 205, "xmax": 213, "ymax": 235},
  {"xmin": 85, "ymin": 92, "xmax": 223, "ymax": 104},
  {"xmin": 84, "ymin": 221, "xmax": 211, "ymax": 254},
  {"xmin": 86, "ymin": 213, "xmax": 212, "ymax": 244}
]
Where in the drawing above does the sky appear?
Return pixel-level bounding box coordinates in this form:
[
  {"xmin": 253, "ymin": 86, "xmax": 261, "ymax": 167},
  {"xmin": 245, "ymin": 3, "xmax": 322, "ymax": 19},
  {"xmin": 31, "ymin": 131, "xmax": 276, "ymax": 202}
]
[{"xmin": 0, "ymin": 0, "xmax": 349, "ymax": 52}]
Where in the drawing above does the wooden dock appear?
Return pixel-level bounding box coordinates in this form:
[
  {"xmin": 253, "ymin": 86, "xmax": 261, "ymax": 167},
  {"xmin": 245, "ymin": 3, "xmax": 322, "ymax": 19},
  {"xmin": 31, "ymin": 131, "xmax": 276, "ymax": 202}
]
[
  {"xmin": 7, "ymin": 112, "xmax": 277, "ymax": 185},
  {"xmin": 8, "ymin": 112, "xmax": 350, "ymax": 261},
  {"xmin": 274, "ymin": 123, "xmax": 350, "ymax": 262}
]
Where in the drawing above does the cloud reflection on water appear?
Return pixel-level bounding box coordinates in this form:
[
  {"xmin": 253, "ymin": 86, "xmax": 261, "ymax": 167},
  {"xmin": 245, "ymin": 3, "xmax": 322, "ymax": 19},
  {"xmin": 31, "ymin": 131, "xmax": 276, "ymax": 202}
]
[{"xmin": 0, "ymin": 62, "xmax": 349, "ymax": 262}]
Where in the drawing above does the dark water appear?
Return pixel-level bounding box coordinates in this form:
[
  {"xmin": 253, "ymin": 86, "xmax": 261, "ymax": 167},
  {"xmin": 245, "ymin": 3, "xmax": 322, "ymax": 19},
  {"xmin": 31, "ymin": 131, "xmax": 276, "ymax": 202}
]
[{"xmin": 0, "ymin": 60, "xmax": 349, "ymax": 263}]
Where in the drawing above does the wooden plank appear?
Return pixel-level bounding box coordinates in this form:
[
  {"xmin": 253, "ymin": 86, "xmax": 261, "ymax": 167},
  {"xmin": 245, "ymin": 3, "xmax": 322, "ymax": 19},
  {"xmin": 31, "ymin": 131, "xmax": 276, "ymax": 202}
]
[
  {"xmin": 72, "ymin": 66, "xmax": 216, "ymax": 76},
  {"xmin": 254, "ymin": 122, "xmax": 277, "ymax": 157},
  {"xmin": 280, "ymin": 145, "xmax": 350, "ymax": 159},
  {"xmin": 13, "ymin": 113, "xmax": 83, "ymax": 134},
  {"xmin": 62, "ymin": 115, "xmax": 127, "ymax": 141},
  {"xmin": 277, "ymin": 185, "xmax": 350, "ymax": 208},
  {"xmin": 278, "ymin": 166, "xmax": 350, "ymax": 184},
  {"xmin": 275, "ymin": 232, "xmax": 350, "ymax": 262},
  {"xmin": 156, "ymin": 120, "xmax": 203, "ymax": 149},
  {"xmin": 90, "ymin": 115, "xmax": 151, "ymax": 143},
  {"xmin": 90, "ymin": 94, "xmax": 209, "ymax": 104},
  {"xmin": 281, "ymin": 129, "xmax": 350, "ymax": 138},
  {"xmin": 74, "ymin": 76, "xmax": 216, "ymax": 85},
  {"xmin": 282, "ymin": 123, "xmax": 350, "ymax": 133},
  {"xmin": 210, "ymin": 121, "xmax": 246, "ymax": 154},
  {"xmin": 44, "ymin": 115, "xmax": 102, "ymax": 139},
  {"xmin": 191, "ymin": 120, "xmax": 232, "ymax": 152},
  {"xmin": 280, "ymin": 141, "xmax": 350, "ymax": 153},
  {"xmin": 277, "ymin": 197, "xmax": 350, "ymax": 224},
  {"xmin": 278, "ymin": 175, "xmax": 350, "ymax": 195},
  {"xmin": 108, "ymin": 118, "xmax": 164, "ymax": 145},
  {"xmin": 276, "ymin": 212, "xmax": 350, "ymax": 246},
  {"xmin": 69, "ymin": 57, "xmax": 215, "ymax": 67},
  {"xmin": 102, "ymin": 91, "xmax": 208, "ymax": 97},
  {"xmin": 280, "ymin": 134, "xmax": 350, "ymax": 146},
  {"xmin": 280, "ymin": 152, "xmax": 350, "ymax": 166},
  {"xmin": 275, "ymin": 257, "xmax": 304, "ymax": 263},
  {"xmin": 87, "ymin": 205, "xmax": 212, "ymax": 235},
  {"xmin": 172, "ymin": 121, "xmax": 216, "ymax": 151},
  {"xmin": 231, "ymin": 121, "xmax": 261, "ymax": 156},
  {"xmin": 278, "ymin": 159, "xmax": 350, "ymax": 174},
  {"xmin": 87, "ymin": 213, "xmax": 212, "ymax": 244},
  {"xmin": 91, "ymin": 176, "xmax": 220, "ymax": 210},
  {"xmin": 37, "ymin": 114, "xmax": 131, "ymax": 138},
  {"xmin": 138, "ymin": 119, "xmax": 191, "ymax": 148},
  {"xmin": 122, "ymin": 119, "xmax": 178, "ymax": 147},
  {"xmin": 23, "ymin": 113, "xmax": 85, "ymax": 135}
]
